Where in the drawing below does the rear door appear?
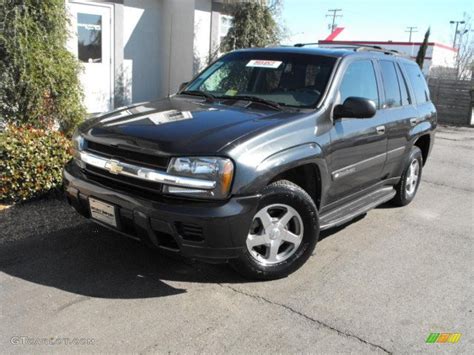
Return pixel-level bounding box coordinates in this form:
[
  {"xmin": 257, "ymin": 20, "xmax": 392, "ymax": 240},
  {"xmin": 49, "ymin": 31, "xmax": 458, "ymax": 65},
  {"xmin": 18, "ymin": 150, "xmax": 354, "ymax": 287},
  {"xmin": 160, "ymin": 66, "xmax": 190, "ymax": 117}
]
[
  {"xmin": 376, "ymin": 59, "xmax": 418, "ymax": 177},
  {"xmin": 326, "ymin": 58, "xmax": 388, "ymax": 204},
  {"xmin": 402, "ymin": 62, "xmax": 437, "ymax": 126}
]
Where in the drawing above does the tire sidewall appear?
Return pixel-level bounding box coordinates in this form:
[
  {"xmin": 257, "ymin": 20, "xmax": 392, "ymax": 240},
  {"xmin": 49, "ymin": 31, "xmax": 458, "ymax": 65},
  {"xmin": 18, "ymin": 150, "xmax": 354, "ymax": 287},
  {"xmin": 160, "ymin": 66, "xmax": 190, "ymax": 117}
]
[
  {"xmin": 237, "ymin": 181, "xmax": 319, "ymax": 279},
  {"xmin": 399, "ymin": 146, "xmax": 423, "ymax": 204}
]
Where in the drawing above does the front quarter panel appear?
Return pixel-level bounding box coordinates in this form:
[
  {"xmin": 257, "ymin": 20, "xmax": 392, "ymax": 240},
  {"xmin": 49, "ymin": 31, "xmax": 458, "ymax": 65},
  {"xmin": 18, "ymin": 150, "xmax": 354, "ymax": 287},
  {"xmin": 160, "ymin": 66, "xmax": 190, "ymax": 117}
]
[{"xmin": 225, "ymin": 114, "xmax": 331, "ymax": 197}]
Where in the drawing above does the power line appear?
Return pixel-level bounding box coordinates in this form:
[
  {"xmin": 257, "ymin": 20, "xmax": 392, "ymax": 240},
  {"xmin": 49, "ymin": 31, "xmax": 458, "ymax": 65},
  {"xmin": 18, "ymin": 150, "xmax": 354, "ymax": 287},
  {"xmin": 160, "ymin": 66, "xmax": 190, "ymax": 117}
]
[
  {"xmin": 405, "ymin": 26, "xmax": 418, "ymax": 42},
  {"xmin": 326, "ymin": 9, "xmax": 342, "ymax": 33}
]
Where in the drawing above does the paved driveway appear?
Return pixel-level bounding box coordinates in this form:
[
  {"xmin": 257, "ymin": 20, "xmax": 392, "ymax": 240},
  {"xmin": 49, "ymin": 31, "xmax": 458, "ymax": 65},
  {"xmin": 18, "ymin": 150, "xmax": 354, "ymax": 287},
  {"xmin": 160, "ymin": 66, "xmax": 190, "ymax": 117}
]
[{"xmin": 1, "ymin": 126, "xmax": 473, "ymax": 354}]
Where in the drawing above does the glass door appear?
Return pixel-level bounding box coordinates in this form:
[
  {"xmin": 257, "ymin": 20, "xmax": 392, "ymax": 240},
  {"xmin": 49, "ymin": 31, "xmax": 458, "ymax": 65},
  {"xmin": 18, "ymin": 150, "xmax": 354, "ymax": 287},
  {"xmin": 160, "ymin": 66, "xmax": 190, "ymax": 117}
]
[{"xmin": 67, "ymin": 2, "xmax": 113, "ymax": 113}]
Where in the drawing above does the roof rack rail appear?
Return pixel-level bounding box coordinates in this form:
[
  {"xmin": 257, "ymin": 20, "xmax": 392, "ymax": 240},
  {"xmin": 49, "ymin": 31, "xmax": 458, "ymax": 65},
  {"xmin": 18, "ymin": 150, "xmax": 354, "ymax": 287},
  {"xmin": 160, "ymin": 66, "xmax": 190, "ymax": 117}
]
[
  {"xmin": 294, "ymin": 42, "xmax": 319, "ymax": 47},
  {"xmin": 293, "ymin": 42, "xmax": 408, "ymax": 57},
  {"xmin": 354, "ymin": 45, "xmax": 400, "ymax": 55}
]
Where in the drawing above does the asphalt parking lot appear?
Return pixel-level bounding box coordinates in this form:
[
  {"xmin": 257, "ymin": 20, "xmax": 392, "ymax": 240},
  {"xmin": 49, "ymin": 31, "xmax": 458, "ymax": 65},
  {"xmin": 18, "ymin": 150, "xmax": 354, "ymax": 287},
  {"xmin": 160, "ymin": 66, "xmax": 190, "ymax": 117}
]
[{"xmin": 1, "ymin": 125, "xmax": 473, "ymax": 354}]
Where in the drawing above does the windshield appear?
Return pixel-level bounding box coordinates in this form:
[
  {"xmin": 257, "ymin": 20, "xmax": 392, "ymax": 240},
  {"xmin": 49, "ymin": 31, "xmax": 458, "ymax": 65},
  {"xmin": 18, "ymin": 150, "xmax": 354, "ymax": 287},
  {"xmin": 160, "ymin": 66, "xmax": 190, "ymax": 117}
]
[{"xmin": 185, "ymin": 51, "xmax": 337, "ymax": 108}]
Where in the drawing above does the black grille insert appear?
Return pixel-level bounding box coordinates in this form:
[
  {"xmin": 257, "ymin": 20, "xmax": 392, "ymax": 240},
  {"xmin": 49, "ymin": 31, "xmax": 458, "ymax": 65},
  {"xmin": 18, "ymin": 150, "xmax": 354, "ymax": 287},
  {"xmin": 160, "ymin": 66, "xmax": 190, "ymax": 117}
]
[
  {"xmin": 86, "ymin": 140, "xmax": 169, "ymax": 169},
  {"xmin": 175, "ymin": 222, "xmax": 204, "ymax": 242},
  {"xmin": 83, "ymin": 165, "xmax": 163, "ymax": 200}
]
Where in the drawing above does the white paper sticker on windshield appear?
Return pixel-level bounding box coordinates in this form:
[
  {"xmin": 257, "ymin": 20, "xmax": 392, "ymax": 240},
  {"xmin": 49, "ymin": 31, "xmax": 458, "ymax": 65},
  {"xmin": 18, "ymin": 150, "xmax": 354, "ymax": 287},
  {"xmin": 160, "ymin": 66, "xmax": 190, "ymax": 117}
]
[{"xmin": 246, "ymin": 60, "xmax": 282, "ymax": 69}]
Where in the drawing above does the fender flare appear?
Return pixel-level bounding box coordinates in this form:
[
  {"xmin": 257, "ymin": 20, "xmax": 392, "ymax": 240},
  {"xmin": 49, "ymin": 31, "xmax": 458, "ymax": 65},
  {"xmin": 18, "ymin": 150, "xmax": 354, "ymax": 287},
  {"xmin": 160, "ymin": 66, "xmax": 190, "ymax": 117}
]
[{"xmin": 242, "ymin": 142, "xmax": 331, "ymax": 203}]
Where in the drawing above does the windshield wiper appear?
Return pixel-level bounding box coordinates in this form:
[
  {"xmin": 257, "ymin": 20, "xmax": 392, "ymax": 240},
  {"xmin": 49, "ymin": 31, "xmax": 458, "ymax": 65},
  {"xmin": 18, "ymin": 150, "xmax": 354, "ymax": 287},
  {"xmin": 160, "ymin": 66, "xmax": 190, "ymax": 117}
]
[
  {"xmin": 179, "ymin": 90, "xmax": 215, "ymax": 101},
  {"xmin": 220, "ymin": 95, "xmax": 283, "ymax": 111}
]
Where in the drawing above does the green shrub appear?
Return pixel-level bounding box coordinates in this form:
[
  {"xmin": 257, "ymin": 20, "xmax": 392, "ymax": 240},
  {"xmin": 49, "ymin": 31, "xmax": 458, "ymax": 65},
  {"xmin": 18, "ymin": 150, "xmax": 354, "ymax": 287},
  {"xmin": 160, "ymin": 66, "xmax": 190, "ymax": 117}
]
[
  {"xmin": 0, "ymin": 125, "xmax": 72, "ymax": 202},
  {"xmin": 220, "ymin": 2, "xmax": 281, "ymax": 52},
  {"xmin": 0, "ymin": 0, "xmax": 86, "ymax": 133}
]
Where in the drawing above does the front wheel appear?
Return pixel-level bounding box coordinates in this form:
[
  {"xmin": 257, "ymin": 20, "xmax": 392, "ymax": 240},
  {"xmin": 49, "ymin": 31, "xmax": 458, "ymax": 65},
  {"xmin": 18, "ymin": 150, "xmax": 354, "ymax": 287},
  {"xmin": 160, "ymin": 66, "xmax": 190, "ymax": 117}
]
[
  {"xmin": 391, "ymin": 146, "xmax": 423, "ymax": 206},
  {"xmin": 230, "ymin": 180, "xmax": 319, "ymax": 280}
]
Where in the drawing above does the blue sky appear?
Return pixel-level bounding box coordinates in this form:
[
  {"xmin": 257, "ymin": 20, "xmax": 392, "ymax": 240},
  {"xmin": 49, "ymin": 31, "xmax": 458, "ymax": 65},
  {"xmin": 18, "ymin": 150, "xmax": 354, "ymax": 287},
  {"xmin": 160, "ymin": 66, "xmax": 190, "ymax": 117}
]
[{"xmin": 281, "ymin": 0, "xmax": 473, "ymax": 46}]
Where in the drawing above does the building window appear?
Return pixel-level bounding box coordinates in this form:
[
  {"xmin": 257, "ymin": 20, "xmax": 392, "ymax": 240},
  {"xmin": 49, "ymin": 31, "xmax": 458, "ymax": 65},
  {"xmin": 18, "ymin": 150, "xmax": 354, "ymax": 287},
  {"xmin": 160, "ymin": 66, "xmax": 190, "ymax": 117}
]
[
  {"xmin": 77, "ymin": 13, "xmax": 102, "ymax": 63},
  {"xmin": 219, "ymin": 14, "xmax": 233, "ymax": 45}
]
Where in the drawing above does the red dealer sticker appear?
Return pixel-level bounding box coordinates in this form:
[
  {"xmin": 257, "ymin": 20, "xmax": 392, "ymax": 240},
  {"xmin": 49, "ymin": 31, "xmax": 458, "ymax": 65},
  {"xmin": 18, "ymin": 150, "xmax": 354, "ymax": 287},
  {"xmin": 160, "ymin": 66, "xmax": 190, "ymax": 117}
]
[{"xmin": 246, "ymin": 60, "xmax": 282, "ymax": 69}]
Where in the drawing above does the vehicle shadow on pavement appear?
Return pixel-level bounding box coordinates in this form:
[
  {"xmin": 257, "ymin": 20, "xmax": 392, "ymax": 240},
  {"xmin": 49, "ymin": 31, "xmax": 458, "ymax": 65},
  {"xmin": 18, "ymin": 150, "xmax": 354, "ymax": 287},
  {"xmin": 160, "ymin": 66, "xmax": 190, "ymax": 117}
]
[
  {"xmin": 0, "ymin": 217, "xmax": 251, "ymax": 299},
  {"xmin": 0, "ymin": 199, "xmax": 368, "ymax": 299}
]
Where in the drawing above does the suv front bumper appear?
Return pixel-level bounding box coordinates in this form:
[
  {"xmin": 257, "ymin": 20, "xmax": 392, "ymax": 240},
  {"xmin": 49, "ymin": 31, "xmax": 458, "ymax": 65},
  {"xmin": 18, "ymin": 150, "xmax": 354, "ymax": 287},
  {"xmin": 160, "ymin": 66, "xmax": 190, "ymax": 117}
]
[{"xmin": 63, "ymin": 161, "xmax": 260, "ymax": 261}]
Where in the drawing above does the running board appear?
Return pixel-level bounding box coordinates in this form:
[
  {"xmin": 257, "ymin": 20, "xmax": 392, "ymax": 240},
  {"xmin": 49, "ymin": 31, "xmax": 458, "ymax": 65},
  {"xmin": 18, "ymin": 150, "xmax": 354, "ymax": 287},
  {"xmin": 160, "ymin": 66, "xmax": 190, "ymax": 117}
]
[{"xmin": 319, "ymin": 187, "xmax": 396, "ymax": 231}]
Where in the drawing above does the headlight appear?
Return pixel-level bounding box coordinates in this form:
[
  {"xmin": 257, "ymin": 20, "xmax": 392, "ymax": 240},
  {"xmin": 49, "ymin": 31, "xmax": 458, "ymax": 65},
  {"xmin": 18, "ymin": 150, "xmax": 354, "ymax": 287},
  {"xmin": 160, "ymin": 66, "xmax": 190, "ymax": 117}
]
[
  {"xmin": 71, "ymin": 130, "xmax": 86, "ymax": 160},
  {"xmin": 163, "ymin": 157, "xmax": 234, "ymax": 199}
]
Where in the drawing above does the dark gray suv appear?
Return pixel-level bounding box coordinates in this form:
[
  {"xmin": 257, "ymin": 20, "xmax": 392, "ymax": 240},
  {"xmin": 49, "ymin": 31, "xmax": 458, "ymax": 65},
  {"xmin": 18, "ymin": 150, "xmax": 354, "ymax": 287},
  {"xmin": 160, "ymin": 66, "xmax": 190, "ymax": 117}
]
[{"xmin": 64, "ymin": 45, "xmax": 436, "ymax": 279}]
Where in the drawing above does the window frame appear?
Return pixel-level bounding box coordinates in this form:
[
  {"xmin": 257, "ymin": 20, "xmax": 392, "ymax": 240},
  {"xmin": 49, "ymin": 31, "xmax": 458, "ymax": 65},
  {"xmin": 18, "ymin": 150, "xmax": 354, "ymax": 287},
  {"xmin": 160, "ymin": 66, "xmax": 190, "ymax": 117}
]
[
  {"xmin": 336, "ymin": 58, "xmax": 381, "ymax": 110},
  {"xmin": 395, "ymin": 62, "xmax": 412, "ymax": 106},
  {"xmin": 401, "ymin": 62, "xmax": 431, "ymax": 105},
  {"xmin": 185, "ymin": 51, "xmax": 338, "ymax": 109},
  {"xmin": 378, "ymin": 59, "xmax": 404, "ymax": 109}
]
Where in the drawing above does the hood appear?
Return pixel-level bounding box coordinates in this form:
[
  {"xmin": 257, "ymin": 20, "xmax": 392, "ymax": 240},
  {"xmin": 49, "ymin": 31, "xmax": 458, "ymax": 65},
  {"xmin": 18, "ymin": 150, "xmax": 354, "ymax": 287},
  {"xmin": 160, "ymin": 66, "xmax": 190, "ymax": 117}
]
[{"xmin": 79, "ymin": 96, "xmax": 301, "ymax": 155}]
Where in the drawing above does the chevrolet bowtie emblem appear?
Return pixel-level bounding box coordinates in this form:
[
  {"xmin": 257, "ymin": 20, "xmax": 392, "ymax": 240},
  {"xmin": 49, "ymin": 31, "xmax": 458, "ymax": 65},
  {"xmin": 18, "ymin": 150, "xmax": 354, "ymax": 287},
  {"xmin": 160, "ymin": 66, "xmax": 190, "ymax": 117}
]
[{"xmin": 104, "ymin": 159, "xmax": 123, "ymax": 175}]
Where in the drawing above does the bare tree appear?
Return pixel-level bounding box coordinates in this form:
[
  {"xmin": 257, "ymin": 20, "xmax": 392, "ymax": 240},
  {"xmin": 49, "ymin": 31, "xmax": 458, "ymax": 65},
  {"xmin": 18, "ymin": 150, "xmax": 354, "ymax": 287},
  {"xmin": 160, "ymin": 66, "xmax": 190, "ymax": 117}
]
[{"xmin": 453, "ymin": 13, "xmax": 473, "ymax": 79}]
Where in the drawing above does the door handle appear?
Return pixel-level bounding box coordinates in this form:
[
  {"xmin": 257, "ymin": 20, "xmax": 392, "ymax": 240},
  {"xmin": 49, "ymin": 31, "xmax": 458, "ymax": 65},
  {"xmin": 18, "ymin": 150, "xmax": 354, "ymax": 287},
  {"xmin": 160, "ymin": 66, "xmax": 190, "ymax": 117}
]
[
  {"xmin": 410, "ymin": 118, "xmax": 418, "ymax": 126},
  {"xmin": 376, "ymin": 125, "xmax": 385, "ymax": 135}
]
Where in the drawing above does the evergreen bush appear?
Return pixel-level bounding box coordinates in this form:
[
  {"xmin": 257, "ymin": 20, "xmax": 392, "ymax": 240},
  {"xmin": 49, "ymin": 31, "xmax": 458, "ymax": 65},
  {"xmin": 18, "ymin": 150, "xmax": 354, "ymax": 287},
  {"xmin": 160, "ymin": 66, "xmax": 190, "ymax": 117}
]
[
  {"xmin": 0, "ymin": 0, "xmax": 86, "ymax": 134},
  {"xmin": 220, "ymin": 2, "xmax": 281, "ymax": 52}
]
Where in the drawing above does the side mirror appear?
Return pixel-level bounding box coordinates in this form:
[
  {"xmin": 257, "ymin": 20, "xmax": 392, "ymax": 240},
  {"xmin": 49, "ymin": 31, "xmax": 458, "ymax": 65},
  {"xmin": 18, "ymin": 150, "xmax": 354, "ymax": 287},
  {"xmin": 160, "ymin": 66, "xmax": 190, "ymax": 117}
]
[
  {"xmin": 179, "ymin": 82, "xmax": 189, "ymax": 92},
  {"xmin": 333, "ymin": 97, "xmax": 376, "ymax": 119}
]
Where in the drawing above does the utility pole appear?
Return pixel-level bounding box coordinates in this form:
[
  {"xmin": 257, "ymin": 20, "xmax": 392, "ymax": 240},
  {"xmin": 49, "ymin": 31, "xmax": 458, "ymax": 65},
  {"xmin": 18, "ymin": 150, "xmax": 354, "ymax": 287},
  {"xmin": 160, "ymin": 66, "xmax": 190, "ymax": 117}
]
[
  {"xmin": 326, "ymin": 9, "xmax": 342, "ymax": 33},
  {"xmin": 450, "ymin": 20, "xmax": 465, "ymax": 48},
  {"xmin": 405, "ymin": 26, "xmax": 418, "ymax": 42}
]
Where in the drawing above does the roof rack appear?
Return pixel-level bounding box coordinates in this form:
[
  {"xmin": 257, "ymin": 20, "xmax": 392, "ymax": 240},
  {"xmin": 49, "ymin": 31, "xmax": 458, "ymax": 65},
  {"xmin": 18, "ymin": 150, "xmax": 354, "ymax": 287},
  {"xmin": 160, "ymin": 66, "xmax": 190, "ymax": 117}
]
[
  {"xmin": 294, "ymin": 42, "xmax": 319, "ymax": 47},
  {"xmin": 354, "ymin": 45, "xmax": 401, "ymax": 56},
  {"xmin": 293, "ymin": 43, "xmax": 404, "ymax": 56}
]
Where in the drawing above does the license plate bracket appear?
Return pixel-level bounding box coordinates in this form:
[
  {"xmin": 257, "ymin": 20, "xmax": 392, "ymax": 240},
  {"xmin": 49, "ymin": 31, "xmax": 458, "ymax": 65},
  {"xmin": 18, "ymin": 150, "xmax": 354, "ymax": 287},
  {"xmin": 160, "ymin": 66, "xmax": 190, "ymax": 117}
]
[{"xmin": 89, "ymin": 197, "xmax": 117, "ymax": 227}]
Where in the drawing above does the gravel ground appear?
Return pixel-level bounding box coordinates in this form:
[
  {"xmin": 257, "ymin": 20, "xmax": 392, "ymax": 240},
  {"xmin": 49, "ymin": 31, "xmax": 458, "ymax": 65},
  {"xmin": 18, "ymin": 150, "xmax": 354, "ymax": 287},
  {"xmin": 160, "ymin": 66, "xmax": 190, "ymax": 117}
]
[{"xmin": 0, "ymin": 125, "xmax": 473, "ymax": 354}]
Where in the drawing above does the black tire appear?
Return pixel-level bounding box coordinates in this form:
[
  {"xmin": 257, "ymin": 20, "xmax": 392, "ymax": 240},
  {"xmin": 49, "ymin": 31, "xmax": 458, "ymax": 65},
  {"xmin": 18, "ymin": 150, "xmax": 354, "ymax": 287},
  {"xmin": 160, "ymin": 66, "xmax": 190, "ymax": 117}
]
[
  {"xmin": 391, "ymin": 146, "xmax": 423, "ymax": 206},
  {"xmin": 230, "ymin": 180, "xmax": 319, "ymax": 280}
]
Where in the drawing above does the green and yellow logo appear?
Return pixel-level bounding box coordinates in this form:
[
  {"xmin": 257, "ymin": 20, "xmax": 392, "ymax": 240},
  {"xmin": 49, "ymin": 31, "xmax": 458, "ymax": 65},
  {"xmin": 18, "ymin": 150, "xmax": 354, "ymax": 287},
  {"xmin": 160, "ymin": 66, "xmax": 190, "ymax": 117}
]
[{"xmin": 426, "ymin": 333, "xmax": 462, "ymax": 343}]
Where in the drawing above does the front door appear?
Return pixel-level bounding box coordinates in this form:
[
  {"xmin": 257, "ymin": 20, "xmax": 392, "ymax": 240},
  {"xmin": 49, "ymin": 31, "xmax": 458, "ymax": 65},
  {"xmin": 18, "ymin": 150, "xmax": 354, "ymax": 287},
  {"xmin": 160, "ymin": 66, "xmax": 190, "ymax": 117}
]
[
  {"xmin": 326, "ymin": 59, "xmax": 388, "ymax": 204},
  {"xmin": 67, "ymin": 2, "xmax": 113, "ymax": 113}
]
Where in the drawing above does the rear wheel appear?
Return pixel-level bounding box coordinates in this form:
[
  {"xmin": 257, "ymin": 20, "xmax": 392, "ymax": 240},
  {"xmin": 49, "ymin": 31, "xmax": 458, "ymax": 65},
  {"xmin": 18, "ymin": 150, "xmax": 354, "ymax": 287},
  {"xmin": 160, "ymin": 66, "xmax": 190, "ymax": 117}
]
[
  {"xmin": 392, "ymin": 146, "xmax": 423, "ymax": 206},
  {"xmin": 230, "ymin": 180, "xmax": 319, "ymax": 280}
]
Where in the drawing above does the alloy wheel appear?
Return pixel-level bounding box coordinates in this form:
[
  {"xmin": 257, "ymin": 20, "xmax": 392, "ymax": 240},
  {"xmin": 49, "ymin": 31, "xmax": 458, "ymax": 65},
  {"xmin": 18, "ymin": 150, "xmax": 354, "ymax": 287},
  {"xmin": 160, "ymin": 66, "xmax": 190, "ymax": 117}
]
[
  {"xmin": 246, "ymin": 203, "xmax": 304, "ymax": 266},
  {"xmin": 405, "ymin": 158, "xmax": 420, "ymax": 197}
]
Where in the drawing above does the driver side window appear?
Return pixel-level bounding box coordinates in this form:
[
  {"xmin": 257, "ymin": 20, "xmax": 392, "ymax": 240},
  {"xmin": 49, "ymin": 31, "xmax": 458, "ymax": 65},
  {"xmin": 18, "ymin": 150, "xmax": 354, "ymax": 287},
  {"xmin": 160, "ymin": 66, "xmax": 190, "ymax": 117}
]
[{"xmin": 339, "ymin": 60, "xmax": 379, "ymax": 107}]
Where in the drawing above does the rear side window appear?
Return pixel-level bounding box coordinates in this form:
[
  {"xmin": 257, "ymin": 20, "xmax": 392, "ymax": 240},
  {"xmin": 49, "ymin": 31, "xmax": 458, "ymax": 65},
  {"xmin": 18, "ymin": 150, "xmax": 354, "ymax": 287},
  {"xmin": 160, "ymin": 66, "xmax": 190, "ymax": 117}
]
[
  {"xmin": 396, "ymin": 64, "xmax": 411, "ymax": 105},
  {"xmin": 379, "ymin": 60, "xmax": 402, "ymax": 108},
  {"xmin": 403, "ymin": 63, "xmax": 430, "ymax": 104},
  {"xmin": 339, "ymin": 60, "xmax": 379, "ymax": 107}
]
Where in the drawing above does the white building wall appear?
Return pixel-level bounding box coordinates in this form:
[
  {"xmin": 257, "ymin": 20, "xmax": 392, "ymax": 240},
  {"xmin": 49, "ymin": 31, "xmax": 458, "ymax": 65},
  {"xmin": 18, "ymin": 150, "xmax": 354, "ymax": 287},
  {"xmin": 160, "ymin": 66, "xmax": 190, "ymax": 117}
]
[
  {"xmin": 431, "ymin": 46, "xmax": 457, "ymax": 68},
  {"xmin": 159, "ymin": 0, "xmax": 196, "ymax": 96},
  {"xmin": 194, "ymin": 0, "xmax": 213, "ymax": 74},
  {"xmin": 70, "ymin": 0, "xmax": 225, "ymax": 110},
  {"xmin": 121, "ymin": 0, "xmax": 224, "ymax": 100},
  {"xmin": 122, "ymin": 0, "xmax": 162, "ymax": 103}
]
